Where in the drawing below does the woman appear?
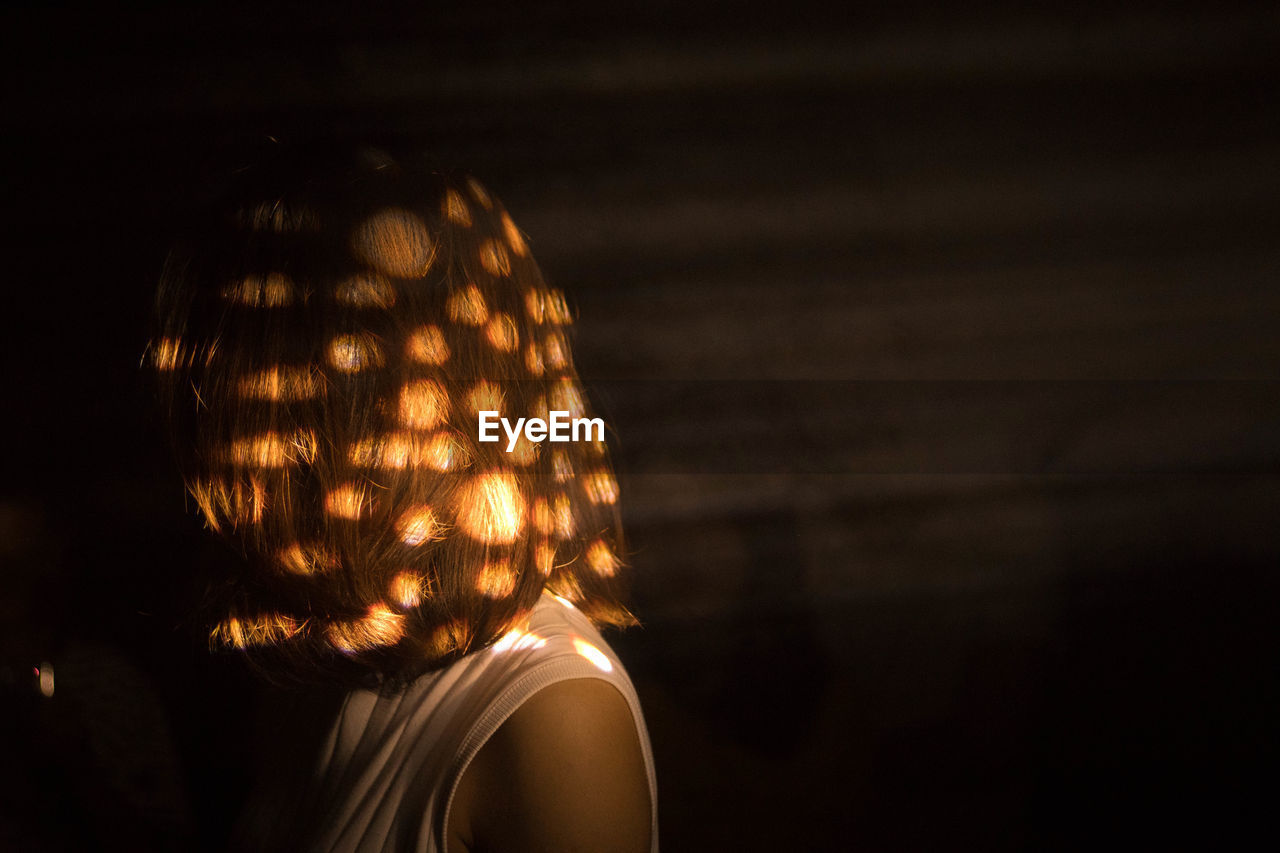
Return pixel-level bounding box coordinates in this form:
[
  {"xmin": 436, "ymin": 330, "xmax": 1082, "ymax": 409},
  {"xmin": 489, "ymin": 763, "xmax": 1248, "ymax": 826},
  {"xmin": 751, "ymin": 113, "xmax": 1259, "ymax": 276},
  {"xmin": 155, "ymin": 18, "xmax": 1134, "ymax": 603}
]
[{"xmin": 149, "ymin": 146, "xmax": 656, "ymax": 852}]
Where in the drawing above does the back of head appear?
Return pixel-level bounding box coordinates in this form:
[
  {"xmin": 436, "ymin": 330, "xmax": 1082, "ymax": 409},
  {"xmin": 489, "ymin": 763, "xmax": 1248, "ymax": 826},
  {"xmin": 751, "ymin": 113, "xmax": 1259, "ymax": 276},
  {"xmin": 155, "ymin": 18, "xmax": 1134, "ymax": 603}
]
[{"xmin": 149, "ymin": 144, "xmax": 631, "ymax": 686}]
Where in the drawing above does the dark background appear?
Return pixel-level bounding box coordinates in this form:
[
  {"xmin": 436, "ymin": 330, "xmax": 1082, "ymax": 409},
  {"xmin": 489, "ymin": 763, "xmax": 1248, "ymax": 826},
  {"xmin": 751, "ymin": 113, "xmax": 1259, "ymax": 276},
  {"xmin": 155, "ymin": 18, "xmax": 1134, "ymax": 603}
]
[{"xmin": 2, "ymin": 1, "xmax": 1279, "ymax": 849}]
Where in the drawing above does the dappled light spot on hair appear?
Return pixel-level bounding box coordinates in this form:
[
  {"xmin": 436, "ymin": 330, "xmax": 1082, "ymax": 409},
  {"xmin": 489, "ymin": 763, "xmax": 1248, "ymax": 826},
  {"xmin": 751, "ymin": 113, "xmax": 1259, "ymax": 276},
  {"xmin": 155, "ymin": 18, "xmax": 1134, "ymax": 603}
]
[
  {"xmin": 466, "ymin": 177, "xmax": 492, "ymax": 210},
  {"xmin": 552, "ymin": 493, "xmax": 574, "ymax": 540},
  {"xmin": 550, "ymin": 377, "xmax": 584, "ymax": 418},
  {"xmin": 586, "ymin": 539, "xmax": 620, "ymax": 577},
  {"xmin": 327, "ymin": 604, "xmax": 405, "ymax": 653},
  {"xmin": 479, "ymin": 239, "xmax": 511, "ymax": 277},
  {"xmin": 353, "ymin": 208, "xmax": 436, "ymax": 278},
  {"xmin": 212, "ymin": 612, "xmax": 301, "ymax": 649},
  {"xmin": 466, "ymin": 380, "xmax": 504, "ymax": 416},
  {"xmin": 485, "ymin": 312, "xmax": 518, "ymax": 352},
  {"xmin": 552, "ymin": 450, "xmax": 574, "ymax": 483},
  {"xmin": 391, "ymin": 570, "xmax": 430, "ymax": 608},
  {"xmin": 443, "ymin": 189, "xmax": 472, "ymax": 226},
  {"xmin": 397, "ymin": 505, "xmax": 444, "ymax": 546},
  {"xmin": 328, "ymin": 334, "xmax": 384, "ymax": 373},
  {"xmin": 238, "ymin": 201, "xmax": 319, "ymax": 233},
  {"xmin": 523, "ymin": 290, "xmax": 546, "ymax": 324},
  {"xmin": 447, "ymin": 284, "xmax": 488, "ymax": 326},
  {"xmin": 455, "ymin": 470, "xmax": 525, "ymax": 544},
  {"xmin": 190, "ymin": 477, "xmax": 267, "ymax": 530},
  {"xmin": 150, "ymin": 337, "xmax": 186, "ymax": 371},
  {"xmin": 350, "ymin": 432, "xmax": 411, "ymax": 469},
  {"xmin": 238, "ymin": 365, "xmax": 323, "ymax": 401},
  {"xmin": 424, "ymin": 431, "xmax": 466, "ymax": 471},
  {"xmin": 336, "ymin": 273, "xmax": 396, "ymax": 308},
  {"xmin": 491, "ymin": 627, "xmax": 546, "ymax": 654},
  {"xmin": 326, "ymin": 482, "xmax": 371, "ymax": 520},
  {"xmin": 476, "ymin": 559, "xmax": 516, "ymax": 598},
  {"xmin": 428, "ymin": 619, "xmax": 470, "ymax": 657},
  {"xmin": 545, "ymin": 289, "xmax": 572, "ymax": 325},
  {"xmin": 406, "ymin": 325, "xmax": 450, "ymax": 365},
  {"xmin": 524, "ymin": 342, "xmax": 544, "ymax": 376},
  {"xmin": 582, "ymin": 468, "xmax": 618, "ymax": 505},
  {"xmin": 501, "ymin": 211, "xmax": 528, "ymax": 257},
  {"xmin": 399, "ymin": 379, "xmax": 448, "ymax": 430},
  {"xmin": 277, "ymin": 542, "xmax": 335, "ymax": 576},
  {"xmin": 532, "ymin": 498, "xmax": 554, "ymax": 536},
  {"xmin": 509, "ymin": 433, "xmax": 539, "ymax": 467},
  {"xmin": 573, "ymin": 637, "xmax": 613, "ymax": 672},
  {"xmin": 544, "ymin": 331, "xmax": 568, "ymax": 369},
  {"xmin": 222, "ymin": 272, "xmax": 296, "ymax": 307},
  {"xmin": 225, "ymin": 430, "xmax": 316, "ymax": 468},
  {"xmin": 535, "ymin": 541, "xmax": 556, "ymax": 576}
]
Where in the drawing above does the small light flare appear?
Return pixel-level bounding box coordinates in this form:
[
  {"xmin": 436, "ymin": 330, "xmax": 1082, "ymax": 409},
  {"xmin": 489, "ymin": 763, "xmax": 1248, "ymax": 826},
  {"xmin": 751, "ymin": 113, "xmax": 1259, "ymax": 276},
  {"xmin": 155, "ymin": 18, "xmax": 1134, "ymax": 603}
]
[
  {"xmin": 391, "ymin": 570, "xmax": 429, "ymax": 608},
  {"xmin": 353, "ymin": 208, "xmax": 436, "ymax": 278},
  {"xmin": 491, "ymin": 628, "xmax": 547, "ymax": 654},
  {"xmin": 479, "ymin": 239, "xmax": 511, "ymax": 277},
  {"xmin": 573, "ymin": 638, "xmax": 613, "ymax": 672},
  {"xmin": 501, "ymin": 211, "xmax": 528, "ymax": 257},
  {"xmin": 238, "ymin": 365, "xmax": 323, "ymax": 401},
  {"xmin": 221, "ymin": 272, "xmax": 295, "ymax": 307},
  {"xmin": 150, "ymin": 337, "xmax": 185, "ymax": 371},
  {"xmin": 455, "ymin": 470, "xmax": 525, "ymax": 544},
  {"xmin": 443, "ymin": 189, "xmax": 472, "ymax": 226},
  {"xmin": 37, "ymin": 662, "xmax": 54, "ymax": 698},
  {"xmin": 582, "ymin": 468, "xmax": 619, "ymax": 505},
  {"xmin": 447, "ymin": 284, "xmax": 489, "ymax": 326},
  {"xmin": 399, "ymin": 379, "xmax": 448, "ymax": 430},
  {"xmin": 406, "ymin": 325, "xmax": 450, "ymax": 364},
  {"xmin": 485, "ymin": 313, "xmax": 519, "ymax": 352},
  {"xmin": 336, "ymin": 273, "xmax": 396, "ymax": 308},
  {"xmin": 476, "ymin": 559, "xmax": 517, "ymax": 598},
  {"xmin": 397, "ymin": 505, "xmax": 443, "ymax": 546},
  {"xmin": 328, "ymin": 334, "xmax": 385, "ymax": 373},
  {"xmin": 586, "ymin": 539, "xmax": 620, "ymax": 577},
  {"xmin": 326, "ymin": 483, "xmax": 370, "ymax": 519}
]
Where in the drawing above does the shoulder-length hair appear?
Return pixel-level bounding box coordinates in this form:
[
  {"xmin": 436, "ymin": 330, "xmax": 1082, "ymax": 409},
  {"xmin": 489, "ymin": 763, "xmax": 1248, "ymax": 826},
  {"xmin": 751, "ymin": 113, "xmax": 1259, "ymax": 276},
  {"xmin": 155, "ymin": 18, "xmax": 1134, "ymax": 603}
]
[{"xmin": 148, "ymin": 147, "xmax": 633, "ymax": 687}]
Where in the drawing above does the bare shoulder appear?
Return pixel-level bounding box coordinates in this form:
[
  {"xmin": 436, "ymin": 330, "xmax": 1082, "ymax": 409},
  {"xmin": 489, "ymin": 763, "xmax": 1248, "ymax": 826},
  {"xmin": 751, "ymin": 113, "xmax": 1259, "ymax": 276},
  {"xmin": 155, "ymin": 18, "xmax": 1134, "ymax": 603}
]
[{"xmin": 449, "ymin": 677, "xmax": 652, "ymax": 853}]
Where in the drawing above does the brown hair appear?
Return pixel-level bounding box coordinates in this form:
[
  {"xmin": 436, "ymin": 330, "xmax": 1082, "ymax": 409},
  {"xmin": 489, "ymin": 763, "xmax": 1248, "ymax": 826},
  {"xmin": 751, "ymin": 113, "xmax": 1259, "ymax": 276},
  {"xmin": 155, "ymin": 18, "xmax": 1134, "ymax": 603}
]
[{"xmin": 149, "ymin": 148, "xmax": 633, "ymax": 687}]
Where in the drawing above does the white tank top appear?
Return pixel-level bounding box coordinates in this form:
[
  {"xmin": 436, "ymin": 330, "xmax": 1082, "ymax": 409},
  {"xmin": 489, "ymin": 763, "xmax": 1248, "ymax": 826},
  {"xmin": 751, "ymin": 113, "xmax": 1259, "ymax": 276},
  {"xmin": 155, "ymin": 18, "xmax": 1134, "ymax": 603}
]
[{"xmin": 235, "ymin": 591, "xmax": 658, "ymax": 852}]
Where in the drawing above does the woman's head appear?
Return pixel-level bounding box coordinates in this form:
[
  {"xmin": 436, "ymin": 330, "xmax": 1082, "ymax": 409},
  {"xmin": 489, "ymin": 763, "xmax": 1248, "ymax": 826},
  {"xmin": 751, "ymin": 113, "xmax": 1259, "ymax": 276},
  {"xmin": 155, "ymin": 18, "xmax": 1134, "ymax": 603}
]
[{"xmin": 149, "ymin": 147, "xmax": 631, "ymax": 685}]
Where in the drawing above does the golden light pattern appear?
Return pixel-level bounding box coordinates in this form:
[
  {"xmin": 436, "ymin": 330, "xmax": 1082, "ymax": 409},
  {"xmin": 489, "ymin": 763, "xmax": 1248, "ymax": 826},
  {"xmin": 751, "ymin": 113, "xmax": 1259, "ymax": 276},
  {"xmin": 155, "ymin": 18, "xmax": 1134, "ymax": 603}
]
[
  {"xmin": 329, "ymin": 334, "xmax": 385, "ymax": 372},
  {"xmin": 447, "ymin": 284, "xmax": 489, "ymax": 326},
  {"xmin": 476, "ymin": 559, "xmax": 517, "ymax": 598},
  {"xmin": 573, "ymin": 638, "xmax": 614, "ymax": 673},
  {"xmin": 524, "ymin": 342, "xmax": 544, "ymax": 376},
  {"xmin": 491, "ymin": 628, "xmax": 547, "ymax": 655},
  {"xmin": 552, "ymin": 493, "xmax": 574, "ymax": 539},
  {"xmin": 326, "ymin": 483, "xmax": 370, "ymax": 520},
  {"xmin": 582, "ymin": 468, "xmax": 619, "ymax": 505},
  {"xmin": 552, "ymin": 450, "xmax": 574, "ymax": 483},
  {"xmin": 406, "ymin": 325, "xmax": 450, "ymax": 364},
  {"xmin": 551, "ymin": 377, "xmax": 584, "ymax": 418},
  {"xmin": 466, "ymin": 380, "xmax": 503, "ymax": 416},
  {"xmin": 544, "ymin": 331, "xmax": 568, "ymax": 369},
  {"xmin": 397, "ymin": 505, "xmax": 443, "ymax": 546},
  {"xmin": 277, "ymin": 542, "xmax": 335, "ymax": 576},
  {"xmin": 190, "ymin": 477, "xmax": 267, "ymax": 531},
  {"xmin": 524, "ymin": 290, "xmax": 545, "ymax": 324},
  {"xmin": 353, "ymin": 208, "xmax": 436, "ymax": 278},
  {"xmin": 501, "ymin": 211, "xmax": 528, "ymax": 257},
  {"xmin": 455, "ymin": 470, "xmax": 525, "ymax": 544},
  {"xmin": 443, "ymin": 189, "xmax": 472, "ymax": 226},
  {"xmin": 225, "ymin": 430, "xmax": 317, "ymax": 468},
  {"xmin": 428, "ymin": 619, "xmax": 470, "ymax": 657},
  {"xmin": 335, "ymin": 273, "xmax": 396, "ymax": 308},
  {"xmin": 213, "ymin": 612, "xmax": 301, "ymax": 649},
  {"xmin": 151, "ymin": 337, "xmax": 185, "ymax": 371},
  {"xmin": 509, "ymin": 433, "xmax": 539, "ymax": 467},
  {"xmin": 424, "ymin": 431, "xmax": 465, "ymax": 471},
  {"xmin": 479, "ymin": 239, "xmax": 511, "ymax": 277},
  {"xmin": 238, "ymin": 365, "xmax": 323, "ymax": 401},
  {"xmin": 532, "ymin": 498, "xmax": 554, "ymax": 535},
  {"xmin": 327, "ymin": 603, "xmax": 405, "ymax": 652},
  {"xmin": 391, "ymin": 570, "xmax": 429, "ymax": 608},
  {"xmin": 467, "ymin": 177, "xmax": 492, "ymax": 210},
  {"xmin": 350, "ymin": 433, "xmax": 411, "ymax": 469},
  {"xmin": 545, "ymin": 289, "xmax": 572, "ymax": 324},
  {"xmin": 399, "ymin": 379, "xmax": 448, "ymax": 430},
  {"xmin": 221, "ymin": 272, "xmax": 295, "ymax": 307},
  {"xmin": 586, "ymin": 539, "xmax": 620, "ymax": 577},
  {"xmin": 485, "ymin": 312, "xmax": 518, "ymax": 352},
  {"xmin": 535, "ymin": 541, "xmax": 556, "ymax": 576}
]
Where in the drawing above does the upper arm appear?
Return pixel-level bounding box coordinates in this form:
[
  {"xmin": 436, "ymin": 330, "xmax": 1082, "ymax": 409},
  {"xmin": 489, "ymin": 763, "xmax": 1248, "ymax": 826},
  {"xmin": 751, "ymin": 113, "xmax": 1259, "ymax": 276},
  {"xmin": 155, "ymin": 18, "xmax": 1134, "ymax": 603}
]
[{"xmin": 452, "ymin": 677, "xmax": 652, "ymax": 853}]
